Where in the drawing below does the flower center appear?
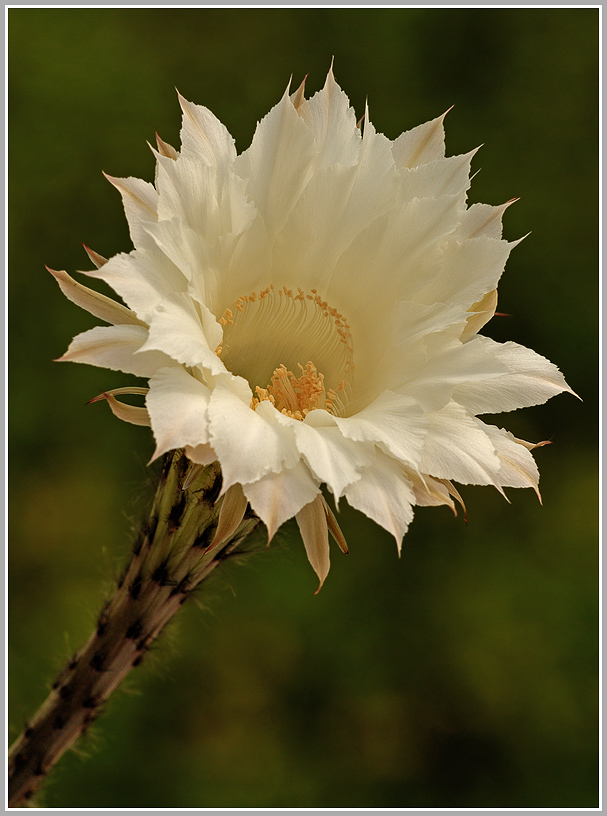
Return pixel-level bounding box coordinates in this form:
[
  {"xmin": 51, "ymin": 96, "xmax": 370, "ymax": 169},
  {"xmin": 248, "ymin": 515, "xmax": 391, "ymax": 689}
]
[
  {"xmin": 251, "ymin": 361, "xmax": 345, "ymax": 420},
  {"xmin": 216, "ymin": 285, "xmax": 354, "ymax": 418}
]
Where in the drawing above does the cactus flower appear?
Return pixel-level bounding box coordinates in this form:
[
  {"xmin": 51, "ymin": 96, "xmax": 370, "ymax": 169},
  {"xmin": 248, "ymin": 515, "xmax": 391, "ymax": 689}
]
[{"xmin": 52, "ymin": 69, "xmax": 573, "ymax": 590}]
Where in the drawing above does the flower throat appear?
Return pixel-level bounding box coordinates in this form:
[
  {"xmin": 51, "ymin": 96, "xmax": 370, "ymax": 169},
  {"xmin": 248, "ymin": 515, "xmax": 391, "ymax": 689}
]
[{"xmin": 216, "ymin": 285, "xmax": 354, "ymax": 419}]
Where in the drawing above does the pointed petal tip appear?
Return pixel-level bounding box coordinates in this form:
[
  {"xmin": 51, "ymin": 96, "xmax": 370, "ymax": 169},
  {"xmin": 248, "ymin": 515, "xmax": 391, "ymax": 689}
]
[
  {"xmin": 82, "ymin": 245, "xmax": 108, "ymax": 268},
  {"xmin": 570, "ymin": 386, "xmax": 583, "ymax": 402},
  {"xmin": 147, "ymin": 448, "xmax": 163, "ymax": 468},
  {"xmin": 496, "ymin": 484, "xmax": 512, "ymax": 504},
  {"xmin": 291, "ymin": 74, "xmax": 308, "ymax": 109},
  {"xmin": 511, "ymin": 231, "xmax": 531, "ymax": 248},
  {"xmin": 155, "ymin": 132, "xmax": 178, "ymax": 160},
  {"xmin": 102, "ymin": 171, "xmax": 123, "ymax": 191},
  {"xmin": 313, "ymin": 578, "xmax": 325, "ymax": 596}
]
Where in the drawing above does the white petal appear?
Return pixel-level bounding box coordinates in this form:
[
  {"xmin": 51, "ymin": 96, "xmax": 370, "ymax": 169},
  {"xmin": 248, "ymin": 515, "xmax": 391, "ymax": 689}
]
[
  {"xmin": 234, "ymin": 87, "xmax": 316, "ymax": 236},
  {"xmin": 146, "ymin": 366, "xmax": 212, "ymax": 458},
  {"xmin": 138, "ymin": 292, "xmax": 224, "ymax": 374},
  {"xmin": 420, "ymin": 402, "xmax": 501, "ymax": 487},
  {"xmin": 184, "ymin": 443, "xmax": 217, "ymax": 467},
  {"xmin": 333, "ymin": 391, "xmax": 427, "ymax": 469},
  {"xmin": 155, "ymin": 133, "xmax": 178, "ymax": 161},
  {"xmin": 398, "ymin": 149, "xmax": 477, "ymax": 202},
  {"xmin": 271, "ymin": 408, "xmax": 376, "ymax": 500},
  {"xmin": 391, "ymin": 111, "xmax": 448, "ymax": 169},
  {"xmin": 391, "ymin": 300, "xmax": 468, "ymax": 348},
  {"xmin": 104, "ymin": 174, "xmax": 158, "ymax": 246},
  {"xmin": 208, "ymin": 380, "xmax": 299, "ymax": 489},
  {"xmin": 48, "ymin": 268, "xmax": 144, "ymax": 326},
  {"xmin": 58, "ymin": 324, "xmax": 172, "ymax": 377},
  {"xmin": 84, "ymin": 248, "xmax": 189, "ymax": 325},
  {"xmin": 326, "ymin": 193, "xmax": 462, "ymax": 328},
  {"xmin": 155, "ymin": 156, "xmax": 255, "ymax": 240},
  {"xmin": 452, "ymin": 337, "xmax": 576, "ymax": 414},
  {"xmin": 295, "ymin": 68, "xmax": 361, "ymax": 169},
  {"xmin": 392, "ymin": 329, "xmax": 504, "ymax": 413},
  {"xmin": 295, "ymin": 495, "xmax": 331, "ymax": 593},
  {"xmin": 344, "ymin": 452, "xmax": 416, "ymax": 550},
  {"xmin": 405, "ymin": 469, "xmax": 456, "ymax": 512},
  {"xmin": 272, "ymin": 125, "xmax": 399, "ymax": 288},
  {"xmin": 242, "ymin": 459, "xmax": 320, "ymax": 541},
  {"xmin": 178, "ymin": 92, "xmax": 237, "ymax": 165},
  {"xmin": 456, "ymin": 200, "xmax": 516, "ymax": 240},
  {"xmin": 480, "ymin": 424, "xmax": 541, "ymax": 496},
  {"xmin": 415, "ymin": 235, "xmax": 515, "ymax": 311}
]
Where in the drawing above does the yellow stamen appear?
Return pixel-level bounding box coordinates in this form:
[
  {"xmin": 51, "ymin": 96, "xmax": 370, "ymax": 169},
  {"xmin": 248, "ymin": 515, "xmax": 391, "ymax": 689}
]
[{"xmin": 251, "ymin": 361, "xmax": 335, "ymax": 419}]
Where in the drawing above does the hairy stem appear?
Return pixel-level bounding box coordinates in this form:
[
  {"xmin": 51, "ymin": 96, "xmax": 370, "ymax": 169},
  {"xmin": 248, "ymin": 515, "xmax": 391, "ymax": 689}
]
[{"xmin": 8, "ymin": 453, "xmax": 260, "ymax": 808}]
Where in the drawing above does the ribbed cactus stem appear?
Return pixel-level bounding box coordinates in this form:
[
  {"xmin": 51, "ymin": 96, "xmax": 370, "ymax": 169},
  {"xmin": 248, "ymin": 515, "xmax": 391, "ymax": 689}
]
[{"xmin": 8, "ymin": 453, "xmax": 260, "ymax": 808}]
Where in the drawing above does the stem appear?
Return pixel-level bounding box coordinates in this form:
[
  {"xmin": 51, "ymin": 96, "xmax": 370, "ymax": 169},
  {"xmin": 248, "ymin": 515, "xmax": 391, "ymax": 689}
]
[{"xmin": 8, "ymin": 453, "xmax": 260, "ymax": 808}]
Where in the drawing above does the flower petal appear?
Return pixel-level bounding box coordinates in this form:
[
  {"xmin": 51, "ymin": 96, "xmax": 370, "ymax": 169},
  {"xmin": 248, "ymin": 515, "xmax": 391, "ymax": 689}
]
[
  {"xmin": 272, "ymin": 122, "xmax": 399, "ymax": 289},
  {"xmin": 208, "ymin": 381, "xmax": 299, "ymax": 489},
  {"xmin": 455, "ymin": 200, "xmax": 516, "ymax": 241},
  {"xmin": 344, "ymin": 452, "xmax": 416, "ymax": 551},
  {"xmin": 212, "ymin": 483, "xmax": 249, "ymax": 548},
  {"xmin": 184, "ymin": 443, "xmax": 217, "ymax": 467},
  {"xmin": 138, "ymin": 292, "xmax": 224, "ymax": 374},
  {"xmin": 407, "ymin": 470, "xmax": 457, "ymax": 512},
  {"xmin": 271, "ymin": 408, "xmax": 375, "ymax": 500},
  {"xmin": 452, "ymin": 337, "xmax": 576, "ymax": 414},
  {"xmin": 84, "ymin": 248, "xmax": 189, "ymax": 325},
  {"xmin": 83, "ymin": 245, "xmax": 108, "ymax": 268},
  {"xmin": 391, "ymin": 110, "xmax": 448, "ymax": 169},
  {"xmin": 89, "ymin": 388, "xmax": 151, "ymax": 427},
  {"xmin": 480, "ymin": 424, "xmax": 541, "ymax": 497},
  {"xmin": 178, "ymin": 92, "xmax": 237, "ymax": 165},
  {"xmin": 242, "ymin": 459, "xmax": 320, "ymax": 541},
  {"xmin": 294, "ymin": 67, "xmax": 361, "ymax": 169},
  {"xmin": 48, "ymin": 267, "xmax": 144, "ymax": 326},
  {"xmin": 460, "ymin": 289, "xmax": 498, "ymax": 341},
  {"xmin": 332, "ymin": 391, "xmax": 427, "ymax": 469},
  {"xmin": 415, "ymin": 235, "xmax": 516, "ymax": 312},
  {"xmin": 155, "ymin": 155, "xmax": 255, "ymax": 241},
  {"xmin": 58, "ymin": 324, "xmax": 172, "ymax": 377},
  {"xmin": 321, "ymin": 496, "xmax": 349, "ymax": 554},
  {"xmin": 296, "ymin": 495, "xmax": 331, "ymax": 593},
  {"xmin": 398, "ymin": 149, "xmax": 477, "ymax": 202},
  {"xmin": 420, "ymin": 402, "xmax": 502, "ymax": 487},
  {"xmin": 234, "ymin": 86, "xmax": 316, "ymax": 236},
  {"xmin": 146, "ymin": 366, "xmax": 212, "ymax": 459},
  {"xmin": 104, "ymin": 174, "xmax": 158, "ymax": 246}
]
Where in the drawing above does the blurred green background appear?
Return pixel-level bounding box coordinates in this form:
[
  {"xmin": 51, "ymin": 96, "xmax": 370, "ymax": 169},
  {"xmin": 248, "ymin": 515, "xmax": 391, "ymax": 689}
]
[{"xmin": 8, "ymin": 7, "xmax": 598, "ymax": 809}]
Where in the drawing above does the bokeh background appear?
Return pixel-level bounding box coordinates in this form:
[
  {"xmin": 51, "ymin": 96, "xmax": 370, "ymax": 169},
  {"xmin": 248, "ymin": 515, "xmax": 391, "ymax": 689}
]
[{"xmin": 8, "ymin": 7, "xmax": 598, "ymax": 809}]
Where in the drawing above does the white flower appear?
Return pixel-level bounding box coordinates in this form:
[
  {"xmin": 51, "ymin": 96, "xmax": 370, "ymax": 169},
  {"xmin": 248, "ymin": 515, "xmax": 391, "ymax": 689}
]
[{"xmin": 52, "ymin": 69, "xmax": 574, "ymax": 590}]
